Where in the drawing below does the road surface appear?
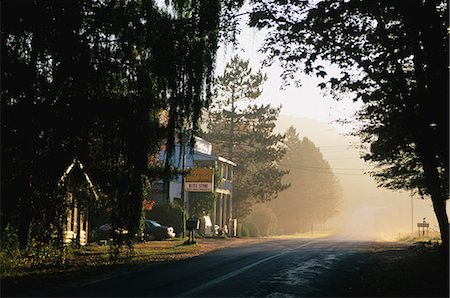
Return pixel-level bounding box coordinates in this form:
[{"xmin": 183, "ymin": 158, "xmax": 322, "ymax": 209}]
[{"xmin": 38, "ymin": 238, "xmax": 398, "ymax": 297}]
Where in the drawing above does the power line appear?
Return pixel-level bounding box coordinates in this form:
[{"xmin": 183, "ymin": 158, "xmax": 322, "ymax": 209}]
[
  {"xmin": 279, "ymin": 163, "xmax": 372, "ymax": 171},
  {"xmin": 279, "ymin": 163, "xmax": 370, "ymax": 176}
]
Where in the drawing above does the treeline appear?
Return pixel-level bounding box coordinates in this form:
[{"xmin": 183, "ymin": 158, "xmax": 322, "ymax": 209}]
[{"xmin": 244, "ymin": 127, "xmax": 342, "ymax": 236}]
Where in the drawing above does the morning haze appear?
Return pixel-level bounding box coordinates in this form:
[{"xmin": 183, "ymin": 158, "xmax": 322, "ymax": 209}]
[{"xmin": 275, "ymin": 115, "xmax": 441, "ymax": 241}]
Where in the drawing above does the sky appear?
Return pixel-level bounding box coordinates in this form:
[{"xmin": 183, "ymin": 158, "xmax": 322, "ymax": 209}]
[
  {"xmin": 215, "ymin": 21, "xmax": 445, "ymax": 240},
  {"xmin": 215, "ymin": 25, "xmax": 365, "ymax": 134}
]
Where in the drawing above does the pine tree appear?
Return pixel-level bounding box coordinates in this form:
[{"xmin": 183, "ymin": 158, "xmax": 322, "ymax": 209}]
[
  {"xmin": 205, "ymin": 56, "xmax": 287, "ymax": 218},
  {"xmin": 269, "ymin": 127, "xmax": 342, "ymax": 234},
  {"xmin": 212, "ymin": 55, "xmax": 267, "ymax": 160}
]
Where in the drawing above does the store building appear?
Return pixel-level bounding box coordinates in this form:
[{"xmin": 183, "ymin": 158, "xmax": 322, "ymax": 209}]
[{"xmin": 149, "ymin": 137, "xmax": 236, "ymax": 236}]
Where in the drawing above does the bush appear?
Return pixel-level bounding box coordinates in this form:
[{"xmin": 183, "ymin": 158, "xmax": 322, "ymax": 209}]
[
  {"xmin": 243, "ymin": 222, "xmax": 260, "ymax": 237},
  {"xmin": 0, "ymin": 237, "xmax": 67, "ymax": 274},
  {"xmin": 243, "ymin": 205, "xmax": 278, "ymax": 236},
  {"xmin": 145, "ymin": 203, "xmax": 183, "ymax": 236},
  {"xmin": 188, "ymin": 192, "xmax": 215, "ymax": 218},
  {"xmin": 240, "ymin": 226, "xmax": 250, "ymax": 238}
]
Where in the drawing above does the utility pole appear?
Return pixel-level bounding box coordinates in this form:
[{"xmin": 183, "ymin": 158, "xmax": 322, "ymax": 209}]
[
  {"xmin": 411, "ymin": 193, "xmax": 414, "ymax": 234},
  {"xmin": 228, "ymin": 87, "xmax": 235, "ymax": 161},
  {"xmin": 180, "ymin": 134, "xmax": 187, "ymax": 239}
]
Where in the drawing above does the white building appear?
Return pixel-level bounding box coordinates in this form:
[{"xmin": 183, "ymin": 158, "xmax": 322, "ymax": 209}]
[{"xmin": 150, "ymin": 137, "xmax": 236, "ymax": 236}]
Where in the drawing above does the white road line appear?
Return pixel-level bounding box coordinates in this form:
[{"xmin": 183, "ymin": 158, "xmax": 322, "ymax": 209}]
[{"xmin": 178, "ymin": 240, "xmax": 317, "ymax": 297}]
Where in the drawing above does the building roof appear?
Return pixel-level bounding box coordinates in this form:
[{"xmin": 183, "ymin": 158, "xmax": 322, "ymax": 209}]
[{"xmin": 193, "ymin": 151, "xmax": 237, "ymax": 167}]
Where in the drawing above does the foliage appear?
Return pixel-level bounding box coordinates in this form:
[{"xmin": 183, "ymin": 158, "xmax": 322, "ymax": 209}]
[
  {"xmin": 211, "ymin": 54, "xmax": 267, "ymax": 160},
  {"xmin": 247, "ymin": 0, "xmax": 448, "ymax": 246},
  {"xmin": 1, "ymin": 0, "xmax": 237, "ymax": 251},
  {"xmin": 241, "ymin": 222, "xmax": 260, "ymax": 237},
  {"xmin": 145, "ymin": 203, "xmax": 183, "ymax": 236},
  {"xmin": 143, "ymin": 199, "xmax": 157, "ymax": 211},
  {"xmin": 205, "ymin": 56, "xmax": 288, "ymax": 218},
  {"xmin": 243, "ymin": 204, "xmax": 278, "ymax": 236},
  {"xmin": 188, "ymin": 192, "xmax": 216, "ymax": 219},
  {"xmin": 240, "ymin": 226, "xmax": 250, "ymax": 238},
  {"xmin": 0, "ymin": 225, "xmax": 67, "ymax": 274},
  {"xmin": 267, "ymin": 126, "xmax": 341, "ymax": 234}
]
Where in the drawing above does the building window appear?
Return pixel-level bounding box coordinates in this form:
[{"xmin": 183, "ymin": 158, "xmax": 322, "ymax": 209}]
[{"xmin": 222, "ymin": 163, "xmax": 228, "ymax": 180}]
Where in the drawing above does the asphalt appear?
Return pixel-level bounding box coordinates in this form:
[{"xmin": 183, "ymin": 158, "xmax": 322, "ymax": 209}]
[{"xmin": 39, "ymin": 238, "xmax": 394, "ymax": 297}]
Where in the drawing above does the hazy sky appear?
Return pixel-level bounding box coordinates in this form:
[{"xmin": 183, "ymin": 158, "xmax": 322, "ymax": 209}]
[{"xmin": 216, "ymin": 25, "xmax": 364, "ymax": 134}]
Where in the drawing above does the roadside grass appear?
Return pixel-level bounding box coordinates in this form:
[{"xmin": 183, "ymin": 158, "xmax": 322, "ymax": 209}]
[
  {"xmin": 0, "ymin": 238, "xmax": 202, "ymax": 278},
  {"xmin": 399, "ymin": 230, "xmax": 442, "ymax": 243},
  {"xmin": 0, "ymin": 236, "xmax": 255, "ymax": 280},
  {"xmin": 1, "ymin": 237, "xmax": 257, "ymax": 297}
]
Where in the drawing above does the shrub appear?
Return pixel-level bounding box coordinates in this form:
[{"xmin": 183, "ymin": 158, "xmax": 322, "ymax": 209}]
[
  {"xmin": 243, "ymin": 222, "xmax": 260, "ymax": 237},
  {"xmin": 243, "ymin": 205, "xmax": 278, "ymax": 236},
  {"xmin": 240, "ymin": 226, "xmax": 250, "ymax": 238},
  {"xmin": 145, "ymin": 203, "xmax": 183, "ymax": 236}
]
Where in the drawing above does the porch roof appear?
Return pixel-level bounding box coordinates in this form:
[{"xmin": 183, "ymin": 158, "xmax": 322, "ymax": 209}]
[{"xmin": 193, "ymin": 151, "xmax": 237, "ymax": 167}]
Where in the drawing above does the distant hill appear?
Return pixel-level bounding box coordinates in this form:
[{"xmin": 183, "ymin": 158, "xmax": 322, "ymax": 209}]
[{"xmin": 275, "ymin": 115, "xmax": 438, "ymax": 239}]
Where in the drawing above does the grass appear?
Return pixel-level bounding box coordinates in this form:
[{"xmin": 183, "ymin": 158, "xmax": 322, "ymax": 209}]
[
  {"xmin": 0, "ymin": 239, "xmax": 203, "ymax": 278},
  {"xmin": 399, "ymin": 230, "xmax": 442, "ymax": 243},
  {"xmin": 0, "ymin": 236, "xmax": 255, "ymax": 280},
  {"xmin": 1, "ymin": 237, "xmax": 256, "ymax": 297}
]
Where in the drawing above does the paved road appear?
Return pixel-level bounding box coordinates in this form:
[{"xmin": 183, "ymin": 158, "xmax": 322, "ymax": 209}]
[{"xmin": 44, "ymin": 238, "xmax": 392, "ymax": 297}]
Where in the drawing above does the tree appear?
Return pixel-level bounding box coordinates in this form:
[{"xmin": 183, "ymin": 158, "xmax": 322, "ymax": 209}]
[
  {"xmin": 268, "ymin": 126, "xmax": 342, "ymax": 235},
  {"xmin": 1, "ymin": 0, "xmax": 228, "ymax": 250},
  {"xmin": 188, "ymin": 192, "xmax": 216, "ymax": 219},
  {"xmin": 247, "ymin": 0, "xmax": 449, "ymax": 248},
  {"xmin": 205, "ymin": 56, "xmax": 288, "ymax": 218},
  {"xmin": 213, "ymin": 54, "xmax": 267, "ymax": 160},
  {"xmin": 243, "ymin": 204, "xmax": 278, "ymax": 236}
]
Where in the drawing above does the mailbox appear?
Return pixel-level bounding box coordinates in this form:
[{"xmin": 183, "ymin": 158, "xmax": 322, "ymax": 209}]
[{"xmin": 186, "ymin": 218, "xmax": 200, "ymax": 231}]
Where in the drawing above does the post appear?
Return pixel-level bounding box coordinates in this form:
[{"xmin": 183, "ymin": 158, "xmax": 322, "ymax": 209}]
[
  {"xmin": 180, "ymin": 139, "xmax": 186, "ymax": 239},
  {"xmin": 411, "ymin": 194, "xmax": 414, "ymax": 234}
]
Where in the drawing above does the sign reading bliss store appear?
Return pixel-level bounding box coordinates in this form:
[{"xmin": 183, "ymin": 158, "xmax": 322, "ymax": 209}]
[{"xmin": 185, "ymin": 168, "xmax": 214, "ymax": 192}]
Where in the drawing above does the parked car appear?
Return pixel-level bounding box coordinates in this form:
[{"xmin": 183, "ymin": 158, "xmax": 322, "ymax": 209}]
[
  {"xmin": 144, "ymin": 219, "xmax": 176, "ymax": 240},
  {"xmin": 93, "ymin": 220, "xmax": 175, "ymax": 244},
  {"xmin": 93, "ymin": 223, "xmax": 129, "ymax": 245}
]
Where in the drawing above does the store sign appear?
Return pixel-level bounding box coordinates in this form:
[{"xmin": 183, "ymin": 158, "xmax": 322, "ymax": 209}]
[
  {"xmin": 185, "ymin": 182, "xmax": 213, "ymax": 192},
  {"xmin": 185, "ymin": 168, "xmax": 214, "ymax": 192}
]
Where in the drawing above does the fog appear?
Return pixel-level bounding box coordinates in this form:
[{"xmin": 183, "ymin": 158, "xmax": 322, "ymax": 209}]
[{"xmin": 275, "ymin": 115, "xmax": 446, "ymax": 241}]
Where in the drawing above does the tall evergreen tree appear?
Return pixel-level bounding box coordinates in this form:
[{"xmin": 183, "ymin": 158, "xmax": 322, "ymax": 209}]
[
  {"xmin": 205, "ymin": 56, "xmax": 287, "ymax": 218},
  {"xmin": 268, "ymin": 126, "xmax": 342, "ymax": 234},
  {"xmin": 213, "ymin": 55, "xmax": 267, "ymax": 160}
]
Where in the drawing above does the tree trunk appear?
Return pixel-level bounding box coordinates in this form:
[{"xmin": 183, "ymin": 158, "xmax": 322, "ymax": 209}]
[
  {"xmin": 399, "ymin": 3, "xmax": 449, "ymax": 250},
  {"xmin": 415, "ymin": 137, "xmax": 449, "ymax": 250},
  {"xmin": 18, "ymin": 175, "xmax": 33, "ymax": 249},
  {"xmin": 431, "ymin": 197, "xmax": 449, "ymax": 248}
]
